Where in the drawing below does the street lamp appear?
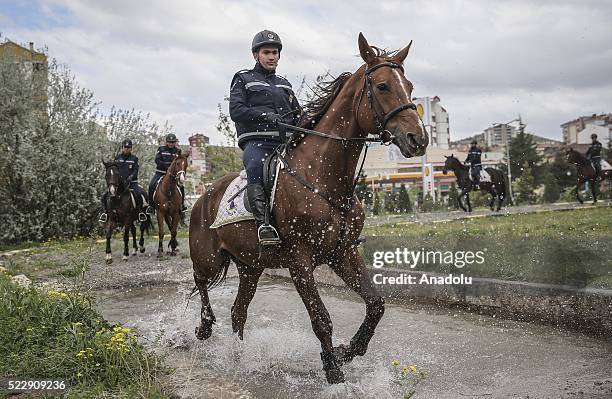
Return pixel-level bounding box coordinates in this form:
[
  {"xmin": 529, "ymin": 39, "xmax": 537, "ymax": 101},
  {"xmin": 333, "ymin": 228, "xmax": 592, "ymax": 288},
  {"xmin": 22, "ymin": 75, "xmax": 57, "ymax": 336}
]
[{"xmin": 492, "ymin": 114, "xmax": 524, "ymax": 205}]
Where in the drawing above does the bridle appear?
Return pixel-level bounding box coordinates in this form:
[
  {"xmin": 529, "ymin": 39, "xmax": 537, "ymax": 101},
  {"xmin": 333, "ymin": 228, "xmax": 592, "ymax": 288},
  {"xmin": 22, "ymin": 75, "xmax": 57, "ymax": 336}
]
[{"xmin": 359, "ymin": 61, "xmax": 419, "ymax": 144}]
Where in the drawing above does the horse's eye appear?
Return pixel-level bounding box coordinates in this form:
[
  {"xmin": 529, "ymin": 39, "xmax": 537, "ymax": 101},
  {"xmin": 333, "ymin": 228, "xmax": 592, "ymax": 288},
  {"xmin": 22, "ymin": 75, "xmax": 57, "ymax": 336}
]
[{"xmin": 377, "ymin": 83, "xmax": 388, "ymax": 91}]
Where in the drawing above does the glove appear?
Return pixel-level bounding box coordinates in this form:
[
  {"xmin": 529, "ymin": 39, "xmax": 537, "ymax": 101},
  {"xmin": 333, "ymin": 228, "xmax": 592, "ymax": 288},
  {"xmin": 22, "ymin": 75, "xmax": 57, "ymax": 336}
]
[{"xmin": 262, "ymin": 113, "xmax": 282, "ymax": 126}]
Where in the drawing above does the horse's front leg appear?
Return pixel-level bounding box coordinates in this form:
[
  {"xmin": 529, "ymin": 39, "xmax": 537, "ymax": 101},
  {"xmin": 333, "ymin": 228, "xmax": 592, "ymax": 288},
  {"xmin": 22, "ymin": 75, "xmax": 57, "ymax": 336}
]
[
  {"xmin": 122, "ymin": 224, "xmax": 130, "ymax": 261},
  {"xmin": 465, "ymin": 191, "xmax": 472, "ymax": 212},
  {"xmin": 289, "ymin": 257, "xmax": 344, "ymax": 384},
  {"xmin": 130, "ymin": 222, "xmax": 137, "ymax": 256},
  {"xmin": 139, "ymin": 218, "xmax": 146, "ymax": 253},
  {"xmin": 168, "ymin": 212, "xmax": 180, "ymax": 256},
  {"xmin": 591, "ymin": 178, "xmax": 598, "ymax": 204},
  {"xmin": 104, "ymin": 222, "xmax": 113, "ymax": 265},
  {"xmin": 329, "ymin": 248, "xmax": 384, "ymax": 364},
  {"xmin": 489, "ymin": 186, "xmax": 497, "ymax": 211},
  {"xmin": 157, "ymin": 211, "xmax": 165, "ymax": 257}
]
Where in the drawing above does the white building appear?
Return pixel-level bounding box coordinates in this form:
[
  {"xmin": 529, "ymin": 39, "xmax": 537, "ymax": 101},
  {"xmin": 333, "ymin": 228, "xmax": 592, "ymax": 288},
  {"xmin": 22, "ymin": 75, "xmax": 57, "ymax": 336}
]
[
  {"xmin": 412, "ymin": 96, "xmax": 450, "ymax": 149},
  {"xmin": 561, "ymin": 114, "xmax": 612, "ymax": 147}
]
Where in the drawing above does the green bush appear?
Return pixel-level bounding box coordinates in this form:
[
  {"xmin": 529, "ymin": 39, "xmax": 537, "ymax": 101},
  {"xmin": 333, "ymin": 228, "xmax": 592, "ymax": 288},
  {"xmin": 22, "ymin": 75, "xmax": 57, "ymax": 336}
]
[{"xmin": 0, "ymin": 270, "xmax": 168, "ymax": 397}]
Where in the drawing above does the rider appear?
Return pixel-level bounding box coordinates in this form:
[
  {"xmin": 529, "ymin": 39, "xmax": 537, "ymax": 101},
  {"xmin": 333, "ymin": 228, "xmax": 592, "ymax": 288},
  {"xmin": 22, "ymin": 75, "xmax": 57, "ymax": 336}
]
[
  {"xmin": 586, "ymin": 133, "xmax": 603, "ymax": 179},
  {"xmin": 99, "ymin": 139, "xmax": 147, "ymax": 223},
  {"xmin": 465, "ymin": 139, "xmax": 482, "ymax": 188},
  {"xmin": 147, "ymin": 133, "xmax": 186, "ymax": 214},
  {"xmin": 229, "ymin": 29, "xmax": 301, "ymax": 245}
]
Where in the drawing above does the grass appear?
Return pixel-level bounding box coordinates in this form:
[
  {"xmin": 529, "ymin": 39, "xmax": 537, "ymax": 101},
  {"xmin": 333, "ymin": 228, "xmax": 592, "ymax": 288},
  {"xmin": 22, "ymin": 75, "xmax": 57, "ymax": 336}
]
[
  {"xmin": 0, "ymin": 265, "xmax": 170, "ymax": 398},
  {"xmin": 360, "ymin": 207, "xmax": 612, "ymax": 288}
]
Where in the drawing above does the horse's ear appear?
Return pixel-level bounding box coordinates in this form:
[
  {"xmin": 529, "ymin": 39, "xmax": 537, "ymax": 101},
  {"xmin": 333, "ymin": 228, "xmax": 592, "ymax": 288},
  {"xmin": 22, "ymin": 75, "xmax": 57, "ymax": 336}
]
[
  {"xmin": 394, "ymin": 40, "xmax": 412, "ymax": 64},
  {"xmin": 358, "ymin": 32, "xmax": 376, "ymax": 65},
  {"xmin": 451, "ymin": 153, "xmax": 454, "ymax": 158},
  {"xmin": 102, "ymin": 160, "xmax": 109, "ymax": 167}
]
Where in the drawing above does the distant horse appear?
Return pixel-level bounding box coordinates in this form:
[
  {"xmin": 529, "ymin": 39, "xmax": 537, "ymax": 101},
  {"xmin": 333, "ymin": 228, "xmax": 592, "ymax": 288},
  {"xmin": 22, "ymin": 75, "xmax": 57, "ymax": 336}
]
[
  {"xmin": 152, "ymin": 153, "xmax": 188, "ymax": 257},
  {"xmin": 102, "ymin": 161, "xmax": 151, "ymax": 264},
  {"xmin": 189, "ymin": 33, "xmax": 428, "ymax": 384},
  {"xmin": 565, "ymin": 147, "xmax": 610, "ymax": 204},
  {"xmin": 442, "ymin": 154, "xmax": 507, "ymax": 212}
]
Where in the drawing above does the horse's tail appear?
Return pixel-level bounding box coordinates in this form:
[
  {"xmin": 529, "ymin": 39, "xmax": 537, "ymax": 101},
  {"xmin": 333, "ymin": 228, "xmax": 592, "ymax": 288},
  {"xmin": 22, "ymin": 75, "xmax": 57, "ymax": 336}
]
[{"xmin": 207, "ymin": 257, "xmax": 230, "ymax": 290}]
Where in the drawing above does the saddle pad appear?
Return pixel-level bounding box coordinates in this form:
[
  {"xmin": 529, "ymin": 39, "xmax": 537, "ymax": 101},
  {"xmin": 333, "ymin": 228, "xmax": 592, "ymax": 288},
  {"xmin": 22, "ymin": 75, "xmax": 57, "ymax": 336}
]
[
  {"xmin": 210, "ymin": 162, "xmax": 282, "ymax": 229},
  {"xmin": 210, "ymin": 171, "xmax": 254, "ymax": 228},
  {"xmin": 601, "ymin": 159, "xmax": 611, "ymax": 171},
  {"xmin": 474, "ymin": 169, "xmax": 492, "ymax": 183}
]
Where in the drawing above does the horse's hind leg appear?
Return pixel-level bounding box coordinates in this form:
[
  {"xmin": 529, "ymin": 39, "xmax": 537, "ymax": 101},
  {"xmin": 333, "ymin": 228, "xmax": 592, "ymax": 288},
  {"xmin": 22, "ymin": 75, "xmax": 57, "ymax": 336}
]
[
  {"xmin": 591, "ymin": 179, "xmax": 598, "ymax": 204},
  {"xmin": 289, "ymin": 258, "xmax": 344, "ymax": 384},
  {"xmin": 489, "ymin": 186, "xmax": 497, "ymax": 211},
  {"xmin": 330, "ymin": 248, "xmax": 384, "ymax": 364},
  {"xmin": 575, "ymin": 180, "xmax": 584, "ymax": 204},
  {"xmin": 139, "ymin": 220, "xmax": 146, "ymax": 253},
  {"xmin": 193, "ymin": 252, "xmax": 229, "ymax": 340},
  {"xmin": 231, "ymin": 262, "xmax": 264, "ymax": 340},
  {"xmin": 465, "ymin": 192, "xmax": 473, "ymax": 212},
  {"xmin": 458, "ymin": 190, "xmax": 468, "ymax": 212}
]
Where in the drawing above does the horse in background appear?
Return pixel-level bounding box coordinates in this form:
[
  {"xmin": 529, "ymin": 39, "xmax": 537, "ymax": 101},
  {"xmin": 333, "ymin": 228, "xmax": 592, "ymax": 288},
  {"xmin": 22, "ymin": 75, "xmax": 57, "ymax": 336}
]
[
  {"xmin": 442, "ymin": 154, "xmax": 507, "ymax": 212},
  {"xmin": 565, "ymin": 147, "xmax": 610, "ymax": 204},
  {"xmin": 102, "ymin": 161, "xmax": 151, "ymax": 264},
  {"xmin": 152, "ymin": 153, "xmax": 188, "ymax": 257}
]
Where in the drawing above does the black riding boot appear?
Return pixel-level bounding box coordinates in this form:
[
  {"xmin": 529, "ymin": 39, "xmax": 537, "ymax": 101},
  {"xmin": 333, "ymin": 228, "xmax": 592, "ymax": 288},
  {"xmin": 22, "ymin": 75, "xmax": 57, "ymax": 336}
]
[{"xmin": 246, "ymin": 183, "xmax": 280, "ymax": 245}]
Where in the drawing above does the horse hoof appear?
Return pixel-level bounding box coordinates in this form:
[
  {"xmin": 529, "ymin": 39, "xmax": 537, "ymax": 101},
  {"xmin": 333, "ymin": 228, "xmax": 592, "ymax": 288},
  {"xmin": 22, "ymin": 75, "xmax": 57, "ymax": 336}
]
[
  {"xmin": 122, "ymin": 255, "xmax": 128, "ymax": 261},
  {"xmin": 105, "ymin": 258, "xmax": 113, "ymax": 265},
  {"xmin": 325, "ymin": 368, "xmax": 345, "ymax": 384},
  {"xmin": 195, "ymin": 326, "xmax": 212, "ymax": 340},
  {"xmin": 157, "ymin": 252, "xmax": 163, "ymax": 258},
  {"xmin": 132, "ymin": 252, "xmax": 137, "ymax": 257},
  {"xmin": 333, "ymin": 344, "xmax": 353, "ymax": 364},
  {"xmin": 140, "ymin": 247, "xmax": 145, "ymax": 253}
]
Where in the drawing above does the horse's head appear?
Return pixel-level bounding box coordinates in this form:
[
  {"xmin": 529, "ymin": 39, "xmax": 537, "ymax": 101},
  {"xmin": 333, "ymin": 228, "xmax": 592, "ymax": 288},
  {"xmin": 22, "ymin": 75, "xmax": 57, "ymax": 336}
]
[
  {"xmin": 565, "ymin": 147, "xmax": 582, "ymax": 165},
  {"xmin": 442, "ymin": 154, "xmax": 459, "ymax": 175},
  {"xmin": 103, "ymin": 160, "xmax": 122, "ymax": 197},
  {"xmin": 356, "ymin": 33, "xmax": 428, "ymax": 158},
  {"xmin": 169, "ymin": 153, "xmax": 189, "ymax": 185}
]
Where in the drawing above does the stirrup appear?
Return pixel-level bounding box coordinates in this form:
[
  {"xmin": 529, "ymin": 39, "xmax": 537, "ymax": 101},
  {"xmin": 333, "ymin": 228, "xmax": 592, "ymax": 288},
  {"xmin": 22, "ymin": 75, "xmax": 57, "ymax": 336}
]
[
  {"xmin": 138, "ymin": 212, "xmax": 147, "ymax": 222},
  {"xmin": 145, "ymin": 206, "xmax": 154, "ymax": 215},
  {"xmin": 98, "ymin": 213, "xmax": 108, "ymax": 223},
  {"xmin": 257, "ymin": 224, "xmax": 280, "ymax": 245}
]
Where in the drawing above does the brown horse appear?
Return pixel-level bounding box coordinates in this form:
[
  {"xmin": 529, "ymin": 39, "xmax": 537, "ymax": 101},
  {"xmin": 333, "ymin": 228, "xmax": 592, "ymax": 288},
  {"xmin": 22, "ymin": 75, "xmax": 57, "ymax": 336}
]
[
  {"xmin": 442, "ymin": 154, "xmax": 508, "ymax": 212},
  {"xmin": 153, "ymin": 153, "xmax": 188, "ymax": 257},
  {"xmin": 565, "ymin": 147, "xmax": 609, "ymax": 204},
  {"xmin": 189, "ymin": 33, "xmax": 427, "ymax": 384},
  {"xmin": 102, "ymin": 161, "xmax": 151, "ymax": 264}
]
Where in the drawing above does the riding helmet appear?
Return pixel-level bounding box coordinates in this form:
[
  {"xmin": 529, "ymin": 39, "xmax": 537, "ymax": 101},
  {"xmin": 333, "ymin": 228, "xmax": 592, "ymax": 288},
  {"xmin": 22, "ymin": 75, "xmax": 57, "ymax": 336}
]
[
  {"xmin": 251, "ymin": 30, "xmax": 282, "ymax": 53},
  {"xmin": 122, "ymin": 138, "xmax": 133, "ymax": 148},
  {"xmin": 165, "ymin": 133, "xmax": 178, "ymax": 143}
]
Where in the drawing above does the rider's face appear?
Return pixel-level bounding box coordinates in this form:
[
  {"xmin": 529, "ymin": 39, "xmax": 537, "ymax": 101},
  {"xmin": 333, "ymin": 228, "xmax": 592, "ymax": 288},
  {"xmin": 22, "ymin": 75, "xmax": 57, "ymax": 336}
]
[
  {"xmin": 254, "ymin": 46, "xmax": 280, "ymax": 71},
  {"xmin": 122, "ymin": 147, "xmax": 132, "ymax": 155},
  {"xmin": 166, "ymin": 141, "xmax": 176, "ymax": 148}
]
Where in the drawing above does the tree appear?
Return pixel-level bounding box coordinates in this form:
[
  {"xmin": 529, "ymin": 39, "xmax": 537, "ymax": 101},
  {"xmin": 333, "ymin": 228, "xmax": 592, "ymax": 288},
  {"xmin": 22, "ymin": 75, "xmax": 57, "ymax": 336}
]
[
  {"xmin": 512, "ymin": 161, "xmax": 537, "ymax": 204},
  {"xmin": 372, "ymin": 190, "xmax": 382, "ymax": 215},
  {"xmin": 396, "ymin": 184, "xmax": 412, "ymax": 213},
  {"xmin": 355, "ymin": 172, "xmax": 373, "ymax": 209},
  {"xmin": 541, "ymin": 171, "xmax": 561, "ymax": 203},
  {"xmin": 546, "ymin": 151, "xmax": 576, "ymax": 190},
  {"xmin": 506, "ymin": 130, "xmax": 543, "ymax": 183},
  {"xmin": 384, "ymin": 190, "xmax": 397, "ymax": 213},
  {"xmin": 0, "ymin": 53, "xmax": 169, "ymax": 243},
  {"xmin": 201, "ymin": 103, "xmax": 242, "ymax": 183},
  {"xmin": 447, "ymin": 183, "xmax": 460, "ymax": 209}
]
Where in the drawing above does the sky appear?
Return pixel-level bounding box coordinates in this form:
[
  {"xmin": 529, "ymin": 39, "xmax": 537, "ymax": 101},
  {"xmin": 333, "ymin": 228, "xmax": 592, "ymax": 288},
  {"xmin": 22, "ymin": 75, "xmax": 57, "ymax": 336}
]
[{"xmin": 1, "ymin": 0, "xmax": 611, "ymax": 145}]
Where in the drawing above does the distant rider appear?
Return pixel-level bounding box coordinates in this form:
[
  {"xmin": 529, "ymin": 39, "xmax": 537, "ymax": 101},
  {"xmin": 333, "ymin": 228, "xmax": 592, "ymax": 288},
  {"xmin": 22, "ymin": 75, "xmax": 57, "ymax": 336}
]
[
  {"xmin": 147, "ymin": 133, "xmax": 186, "ymax": 214},
  {"xmin": 586, "ymin": 133, "xmax": 603, "ymax": 179},
  {"xmin": 465, "ymin": 139, "xmax": 482, "ymax": 188},
  {"xmin": 99, "ymin": 139, "xmax": 147, "ymax": 222}
]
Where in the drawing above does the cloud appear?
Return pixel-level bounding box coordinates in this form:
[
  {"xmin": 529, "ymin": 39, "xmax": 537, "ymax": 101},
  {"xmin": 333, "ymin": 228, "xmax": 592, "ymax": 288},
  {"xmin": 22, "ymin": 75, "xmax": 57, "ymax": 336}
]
[{"xmin": 1, "ymin": 0, "xmax": 611, "ymax": 143}]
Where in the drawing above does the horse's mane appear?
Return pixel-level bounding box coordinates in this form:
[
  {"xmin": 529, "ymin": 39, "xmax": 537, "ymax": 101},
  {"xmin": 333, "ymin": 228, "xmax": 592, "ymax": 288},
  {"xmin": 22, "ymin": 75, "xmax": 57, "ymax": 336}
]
[{"xmin": 300, "ymin": 46, "xmax": 400, "ymax": 129}]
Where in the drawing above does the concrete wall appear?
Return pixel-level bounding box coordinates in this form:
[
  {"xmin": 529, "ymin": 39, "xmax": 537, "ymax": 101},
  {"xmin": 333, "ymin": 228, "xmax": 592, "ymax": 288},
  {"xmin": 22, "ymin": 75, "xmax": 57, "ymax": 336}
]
[{"xmin": 264, "ymin": 265, "xmax": 612, "ymax": 337}]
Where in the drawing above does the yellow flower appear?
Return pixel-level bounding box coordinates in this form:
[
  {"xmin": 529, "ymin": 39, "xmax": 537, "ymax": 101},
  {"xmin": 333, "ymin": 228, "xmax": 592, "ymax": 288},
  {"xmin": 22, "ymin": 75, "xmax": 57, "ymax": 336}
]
[
  {"xmin": 401, "ymin": 366, "xmax": 410, "ymax": 374},
  {"xmin": 409, "ymin": 365, "xmax": 417, "ymax": 373},
  {"xmin": 48, "ymin": 290, "xmax": 69, "ymax": 299},
  {"xmin": 391, "ymin": 359, "xmax": 400, "ymax": 366}
]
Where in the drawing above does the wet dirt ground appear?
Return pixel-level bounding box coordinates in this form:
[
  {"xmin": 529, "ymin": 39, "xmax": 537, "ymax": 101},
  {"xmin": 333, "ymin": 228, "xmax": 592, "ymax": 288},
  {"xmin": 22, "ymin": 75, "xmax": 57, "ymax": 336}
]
[{"xmin": 86, "ymin": 239, "xmax": 612, "ymax": 399}]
